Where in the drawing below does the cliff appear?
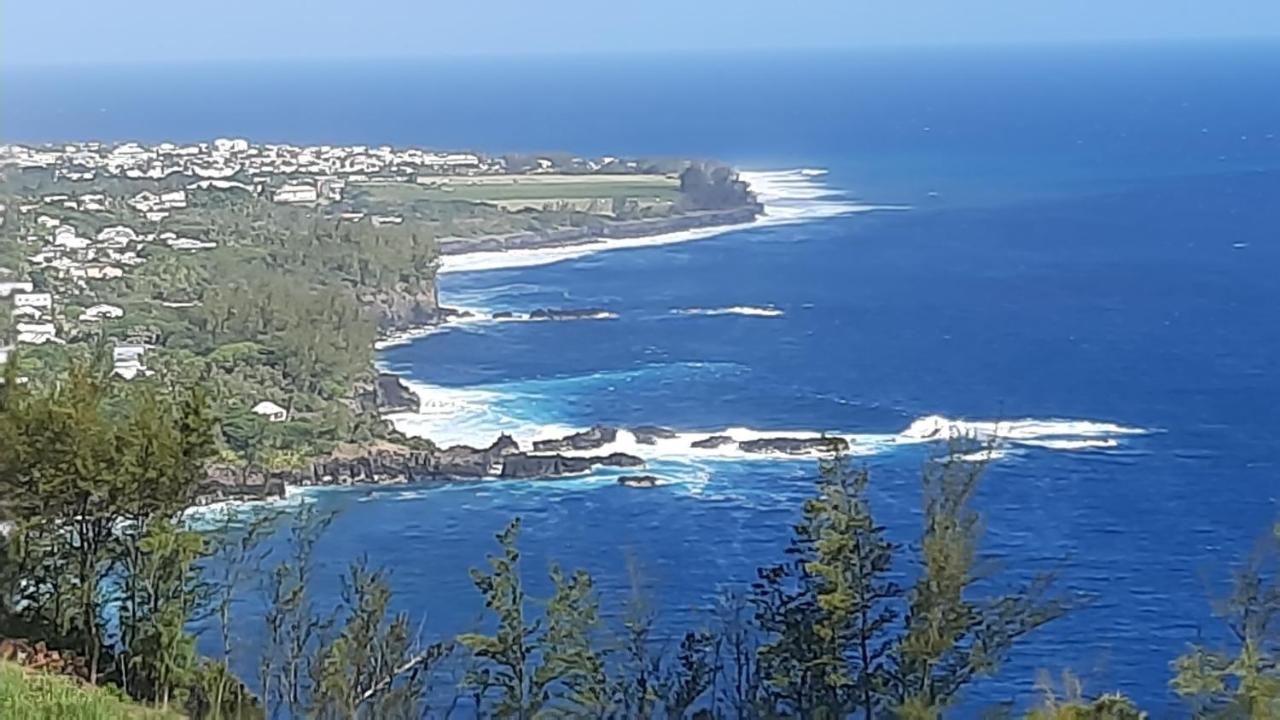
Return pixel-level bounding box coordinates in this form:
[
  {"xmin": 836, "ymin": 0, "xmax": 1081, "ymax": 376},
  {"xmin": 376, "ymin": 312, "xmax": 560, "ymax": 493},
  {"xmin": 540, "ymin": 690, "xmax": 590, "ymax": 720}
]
[{"xmin": 435, "ymin": 206, "xmax": 761, "ymax": 257}]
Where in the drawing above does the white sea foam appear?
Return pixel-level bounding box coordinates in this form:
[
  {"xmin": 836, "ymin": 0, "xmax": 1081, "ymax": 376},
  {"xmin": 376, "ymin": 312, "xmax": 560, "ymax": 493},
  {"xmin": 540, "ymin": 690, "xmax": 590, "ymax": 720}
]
[
  {"xmin": 672, "ymin": 306, "xmax": 784, "ymax": 318},
  {"xmin": 436, "ymin": 169, "xmax": 892, "ymax": 274},
  {"xmin": 384, "ymin": 377, "xmax": 1151, "ymax": 467}
]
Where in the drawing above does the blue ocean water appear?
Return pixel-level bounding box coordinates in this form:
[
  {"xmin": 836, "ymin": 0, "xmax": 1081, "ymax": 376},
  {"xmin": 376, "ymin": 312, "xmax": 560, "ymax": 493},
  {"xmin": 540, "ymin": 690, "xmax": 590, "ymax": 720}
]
[{"xmin": 7, "ymin": 42, "xmax": 1280, "ymax": 713}]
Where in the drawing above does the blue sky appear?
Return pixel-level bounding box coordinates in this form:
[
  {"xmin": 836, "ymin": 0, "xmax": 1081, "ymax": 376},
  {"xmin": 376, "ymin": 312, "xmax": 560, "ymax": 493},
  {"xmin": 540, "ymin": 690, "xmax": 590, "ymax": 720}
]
[{"xmin": 4, "ymin": 0, "xmax": 1279, "ymax": 66}]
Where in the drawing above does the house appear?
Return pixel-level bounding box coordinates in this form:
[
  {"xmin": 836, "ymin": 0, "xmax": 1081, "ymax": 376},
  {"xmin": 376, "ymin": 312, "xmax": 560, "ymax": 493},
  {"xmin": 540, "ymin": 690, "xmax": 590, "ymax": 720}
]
[
  {"xmin": 84, "ymin": 265, "xmax": 125, "ymax": 279},
  {"xmin": 53, "ymin": 226, "xmax": 91, "ymax": 250},
  {"xmin": 79, "ymin": 304, "xmax": 125, "ymax": 321},
  {"xmin": 0, "ymin": 281, "xmax": 34, "ymax": 298},
  {"xmin": 16, "ymin": 323, "xmax": 59, "ymax": 345},
  {"xmin": 371, "ymin": 215, "xmax": 403, "ymax": 227},
  {"xmin": 13, "ymin": 292, "xmax": 52, "ymax": 311},
  {"xmin": 166, "ymin": 237, "xmax": 217, "ymax": 251},
  {"xmin": 96, "ymin": 226, "xmax": 139, "ymax": 246},
  {"xmin": 112, "ymin": 343, "xmax": 148, "ymax": 380},
  {"xmin": 159, "ymin": 190, "xmax": 187, "ymax": 209},
  {"xmin": 0, "ymin": 346, "xmax": 10, "ymax": 366},
  {"xmin": 272, "ymin": 183, "xmax": 319, "ymax": 204},
  {"xmin": 128, "ymin": 191, "xmax": 161, "ymax": 212},
  {"xmin": 11, "ymin": 306, "xmax": 43, "ymax": 320},
  {"xmin": 252, "ymin": 400, "xmax": 289, "ymax": 423}
]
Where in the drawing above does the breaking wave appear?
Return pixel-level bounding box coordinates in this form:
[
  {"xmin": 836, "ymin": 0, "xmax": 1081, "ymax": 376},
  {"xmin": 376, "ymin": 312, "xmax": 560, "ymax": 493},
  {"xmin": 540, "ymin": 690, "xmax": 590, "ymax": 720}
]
[
  {"xmin": 437, "ymin": 168, "xmax": 895, "ymax": 274},
  {"xmin": 384, "ymin": 374, "xmax": 1152, "ymax": 467},
  {"xmin": 671, "ymin": 306, "xmax": 784, "ymax": 318}
]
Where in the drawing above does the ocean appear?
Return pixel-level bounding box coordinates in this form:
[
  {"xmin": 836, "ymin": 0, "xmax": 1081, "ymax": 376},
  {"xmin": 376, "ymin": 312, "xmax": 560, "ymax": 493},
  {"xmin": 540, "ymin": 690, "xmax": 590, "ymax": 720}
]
[{"xmin": 6, "ymin": 41, "xmax": 1280, "ymax": 714}]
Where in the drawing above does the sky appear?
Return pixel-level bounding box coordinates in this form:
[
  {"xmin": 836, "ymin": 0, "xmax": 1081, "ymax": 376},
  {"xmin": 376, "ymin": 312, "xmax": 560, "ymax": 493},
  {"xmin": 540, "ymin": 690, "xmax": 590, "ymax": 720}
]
[{"xmin": 3, "ymin": 0, "xmax": 1279, "ymax": 66}]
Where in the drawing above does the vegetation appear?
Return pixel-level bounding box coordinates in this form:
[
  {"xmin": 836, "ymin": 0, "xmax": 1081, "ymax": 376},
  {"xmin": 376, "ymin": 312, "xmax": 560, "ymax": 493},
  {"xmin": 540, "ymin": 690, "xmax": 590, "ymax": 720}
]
[
  {"xmin": 0, "ymin": 661, "xmax": 181, "ymax": 719},
  {"xmin": 0, "ymin": 362, "xmax": 1223, "ymax": 719}
]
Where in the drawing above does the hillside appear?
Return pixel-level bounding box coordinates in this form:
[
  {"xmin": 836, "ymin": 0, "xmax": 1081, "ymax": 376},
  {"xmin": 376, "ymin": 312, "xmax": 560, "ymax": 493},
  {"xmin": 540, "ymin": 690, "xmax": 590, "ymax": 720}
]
[{"xmin": 0, "ymin": 662, "xmax": 182, "ymax": 719}]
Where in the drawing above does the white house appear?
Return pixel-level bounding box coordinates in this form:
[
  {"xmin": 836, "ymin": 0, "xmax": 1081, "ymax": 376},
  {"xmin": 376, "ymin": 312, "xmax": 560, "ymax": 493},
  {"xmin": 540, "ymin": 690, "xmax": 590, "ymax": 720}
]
[
  {"xmin": 0, "ymin": 281, "xmax": 34, "ymax": 298},
  {"xmin": 79, "ymin": 304, "xmax": 125, "ymax": 321},
  {"xmin": 16, "ymin": 323, "xmax": 58, "ymax": 345},
  {"xmin": 166, "ymin": 237, "xmax": 217, "ymax": 251},
  {"xmin": 11, "ymin": 306, "xmax": 42, "ymax": 320},
  {"xmin": 272, "ymin": 183, "xmax": 319, "ymax": 204},
  {"xmin": 159, "ymin": 190, "xmax": 187, "ymax": 209},
  {"xmin": 97, "ymin": 226, "xmax": 139, "ymax": 246},
  {"xmin": 0, "ymin": 346, "xmax": 10, "ymax": 366},
  {"xmin": 13, "ymin": 292, "xmax": 52, "ymax": 310},
  {"xmin": 371, "ymin": 215, "xmax": 403, "ymax": 227},
  {"xmin": 53, "ymin": 226, "xmax": 91, "ymax": 250},
  {"xmin": 252, "ymin": 400, "xmax": 289, "ymax": 423},
  {"xmin": 129, "ymin": 191, "xmax": 161, "ymax": 212},
  {"xmin": 112, "ymin": 343, "xmax": 148, "ymax": 380}
]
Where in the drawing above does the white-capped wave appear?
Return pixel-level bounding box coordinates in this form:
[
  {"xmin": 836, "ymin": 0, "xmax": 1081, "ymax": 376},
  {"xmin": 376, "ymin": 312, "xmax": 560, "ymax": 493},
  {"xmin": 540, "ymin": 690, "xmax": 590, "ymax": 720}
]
[
  {"xmin": 437, "ymin": 168, "xmax": 892, "ymax": 274},
  {"xmin": 384, "ymin": 380, "xmax": 1152, "ymax": 470},
  {"xmin": 672, "ymin": 306, "xmax": 784, "ymax": 318}
]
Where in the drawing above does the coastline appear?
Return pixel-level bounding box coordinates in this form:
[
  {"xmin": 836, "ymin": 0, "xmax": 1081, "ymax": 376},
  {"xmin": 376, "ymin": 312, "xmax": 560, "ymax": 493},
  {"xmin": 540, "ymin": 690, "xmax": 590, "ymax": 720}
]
[{"xmin": 197, "ymin": 166, "xmax": 1153, "ymax": 506}]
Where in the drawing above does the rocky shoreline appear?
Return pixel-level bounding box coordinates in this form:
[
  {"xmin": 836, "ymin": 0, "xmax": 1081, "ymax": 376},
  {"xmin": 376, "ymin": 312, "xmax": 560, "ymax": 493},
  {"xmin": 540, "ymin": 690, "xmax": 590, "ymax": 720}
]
[
  {"xmin": 195, "ymin": 421, "xmax": 851, "ymax": 504},
  {"xmin": 194, "ymin": 202, "xmax": 778, "ymax": 506}
]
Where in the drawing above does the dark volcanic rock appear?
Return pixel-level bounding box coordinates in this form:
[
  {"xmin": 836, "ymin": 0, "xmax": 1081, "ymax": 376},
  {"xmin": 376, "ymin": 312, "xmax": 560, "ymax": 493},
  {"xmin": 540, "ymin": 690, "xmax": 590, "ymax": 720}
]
[
  {"xmin": 491, "ymin": 311, "xmax": 515, "ymax": 319},
  {"xmin": 630, "ymin": 425, "xmax": 678, "ymax": 445},
  {"xmin": 528, "ymin": 308, "xmax": 612, "ymax": 321},
  {"xmin": 691, "ymin": 435, "xmax": 736, "ymax": 449},
  {"xmin": 533, "ymin": 425, "xmax": 618, "ymax": 452},
  {"xmin": 617, "ymin": 475, "xmax": 662, "ymax": 488},
  {"xmin": 499, "ymin": 451, "xmax": 643, "ymax": 478},
  {"xmin": 371, "ymin": 373, "xmax": 420, "ymax": 414},
  {"xmin": 597, "ymin": 452, "xmax": 645, "ymax": 468},
  {"xmin": 197, "ymin": 465, "xmax": 288, "ymax": 504},
  {"xmin": 739, "ymin": 436, "xmax": 850, "ymax": 456}
]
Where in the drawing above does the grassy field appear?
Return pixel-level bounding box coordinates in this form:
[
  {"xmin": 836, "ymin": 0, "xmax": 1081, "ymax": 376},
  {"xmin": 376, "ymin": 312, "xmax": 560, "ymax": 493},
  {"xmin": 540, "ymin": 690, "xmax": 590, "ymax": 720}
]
[
  {"xmin": 353, "ymin": 174, "xmax": 680, "ymax": 205},
  {"xmin": 0, "ymin": 662, "xmax": 182, "ymax": 719}
]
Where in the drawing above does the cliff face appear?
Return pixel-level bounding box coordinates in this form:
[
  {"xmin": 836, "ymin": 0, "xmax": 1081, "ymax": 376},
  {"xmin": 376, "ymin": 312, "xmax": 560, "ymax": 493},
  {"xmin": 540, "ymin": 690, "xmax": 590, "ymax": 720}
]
[
  {"xmin": 436, "ymin": 206, "xmax": 761, "ymax": 256},
  {"xmin": 362, "ymin": 280, "xmax": 441, "ymax": 331}
]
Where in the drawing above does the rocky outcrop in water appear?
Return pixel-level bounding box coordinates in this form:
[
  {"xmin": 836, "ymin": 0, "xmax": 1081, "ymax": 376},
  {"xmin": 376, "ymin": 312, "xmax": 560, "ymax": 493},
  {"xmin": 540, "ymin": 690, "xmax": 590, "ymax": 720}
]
[
  {"xmin": 533, "ymin": 425, "xmax": 618, "ymax": 452},
  {"xmin": 739, "ymin": 437, "xmax": 850, "ymax": 456},
  {"xmin": 617, "ymin": 475, "xmax": 662, "ymax": 488},
  {"xmin": 216, "ymin": 435, "xmax": 647, "ymax": 493},
  {"xmin": 630, "ymin": 426, "xmax": 678, "ymax": 444},
  {"xmin": 691, "ymin": 435, "xmax": 736, "ymax": 449}
]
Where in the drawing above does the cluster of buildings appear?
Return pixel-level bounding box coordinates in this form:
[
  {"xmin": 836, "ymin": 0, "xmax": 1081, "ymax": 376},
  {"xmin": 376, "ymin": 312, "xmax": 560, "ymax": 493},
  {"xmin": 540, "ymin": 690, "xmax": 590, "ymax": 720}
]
[{"xmin": 0, "ymin": 139, "xmax": 500, "ymax": 188}]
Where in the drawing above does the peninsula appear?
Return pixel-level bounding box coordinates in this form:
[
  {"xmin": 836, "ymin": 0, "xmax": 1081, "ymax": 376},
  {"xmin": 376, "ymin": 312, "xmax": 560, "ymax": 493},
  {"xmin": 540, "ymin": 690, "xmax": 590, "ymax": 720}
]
[{"xmin": 0, "ymin": 139, "xmax": 763, "ymax": 502}]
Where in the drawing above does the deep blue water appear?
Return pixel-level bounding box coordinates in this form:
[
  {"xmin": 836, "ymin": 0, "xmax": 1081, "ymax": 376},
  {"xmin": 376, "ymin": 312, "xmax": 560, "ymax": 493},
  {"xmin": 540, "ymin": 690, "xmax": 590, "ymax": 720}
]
[{"xmin": 7, "ymin": 43, "xmax": 1280, "ymax": 714}]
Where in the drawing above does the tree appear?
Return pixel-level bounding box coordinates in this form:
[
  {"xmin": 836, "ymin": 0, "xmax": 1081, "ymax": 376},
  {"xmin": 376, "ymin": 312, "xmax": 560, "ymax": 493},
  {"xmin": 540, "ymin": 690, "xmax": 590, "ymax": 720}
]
[
  {"xmin": 1170, "ymin": 524, "xmax": 1280, "ymax": 718},
  {"xmin": 752, "ymin": 449, "xmax": 1071, "ymax": 719},
  {"xmin": 753, "ymin": 452, "xmax": 899, "ymax": 719},
  {"xmin": 893, "ymin": 453, "xmax": 1071, "ymax": 718},
  {"xmin": 0, "ymin": 360, "xmax": 215, "ymax": 684},
  {"xmin": 1026, "ymin": 672, "xmax": 1147, "ymax": 719},
  {"xmin": 459, "ymin": 519, "xmax": 608, "ymax": 718}
]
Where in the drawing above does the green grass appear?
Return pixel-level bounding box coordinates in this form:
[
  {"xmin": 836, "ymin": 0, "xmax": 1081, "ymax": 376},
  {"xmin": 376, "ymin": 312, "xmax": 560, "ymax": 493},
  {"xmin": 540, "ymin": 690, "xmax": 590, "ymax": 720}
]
[{"xmin": 0, "ymin": 662, "xmax": 182, "ymax": 719}]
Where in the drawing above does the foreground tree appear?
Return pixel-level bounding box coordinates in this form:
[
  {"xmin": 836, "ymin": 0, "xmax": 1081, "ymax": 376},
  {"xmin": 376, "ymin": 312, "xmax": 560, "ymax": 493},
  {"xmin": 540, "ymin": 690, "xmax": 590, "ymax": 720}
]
[
  {"xmin": 753, "ymin": 450, "xmax": 1072, "ymax": 719},
  {"xmin": 1170, "ymin": 524, "xmax": 1280, "ymax": 718},
  {"xmin": 0, "ymin": 359, "xmax": 215, "ymax": 689},
  {"xmin": 460, "ymin": 519, "xmax": 609, "ymax": 718}
]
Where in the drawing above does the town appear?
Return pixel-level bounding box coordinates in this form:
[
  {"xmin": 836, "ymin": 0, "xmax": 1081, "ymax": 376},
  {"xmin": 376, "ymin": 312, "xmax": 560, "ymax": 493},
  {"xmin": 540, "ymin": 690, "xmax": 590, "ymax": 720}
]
[{"xmin": 0, "ymin": 138, "xmax": 681, "ymax": 384}]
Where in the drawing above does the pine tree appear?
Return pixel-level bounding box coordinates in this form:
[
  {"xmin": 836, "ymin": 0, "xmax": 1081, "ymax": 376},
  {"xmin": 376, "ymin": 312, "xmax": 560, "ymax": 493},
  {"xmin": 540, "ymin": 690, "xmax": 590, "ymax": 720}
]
[{"xmin": 753, "ymin": 452, "xmax": 899, "ymax": 718}]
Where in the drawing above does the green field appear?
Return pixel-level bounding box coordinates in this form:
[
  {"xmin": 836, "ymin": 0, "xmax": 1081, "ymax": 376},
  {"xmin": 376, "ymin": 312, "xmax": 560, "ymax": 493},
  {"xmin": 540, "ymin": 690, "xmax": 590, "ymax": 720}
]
[{"xmin": 352, "ymin": 174, "xmax": 680, "ymax": 206}]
